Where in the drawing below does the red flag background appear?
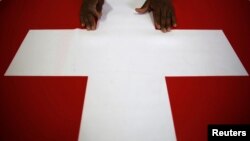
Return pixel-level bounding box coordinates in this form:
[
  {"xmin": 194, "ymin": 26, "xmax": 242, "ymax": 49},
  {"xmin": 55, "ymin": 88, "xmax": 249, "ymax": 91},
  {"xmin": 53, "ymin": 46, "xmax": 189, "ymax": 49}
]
[{"xmin": 0, "ymin": 0, "xmax": 249, "ymax": 141}]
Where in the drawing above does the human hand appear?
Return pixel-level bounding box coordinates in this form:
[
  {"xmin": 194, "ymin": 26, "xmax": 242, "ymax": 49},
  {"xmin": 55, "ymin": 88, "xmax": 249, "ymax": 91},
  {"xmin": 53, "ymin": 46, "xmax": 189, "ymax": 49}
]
[
  {"xmin": 80, "ymin": 0, "xmax": 104, "ymax": 30},
  {"xmin": 136, "ymin": 0, "xmax": 177, "ymax": 32}
]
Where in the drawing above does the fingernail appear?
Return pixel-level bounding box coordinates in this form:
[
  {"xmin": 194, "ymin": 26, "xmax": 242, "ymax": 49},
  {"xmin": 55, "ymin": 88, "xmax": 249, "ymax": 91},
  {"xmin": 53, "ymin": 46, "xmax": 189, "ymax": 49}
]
[
  {"xmin": 155, "ymin": 24, "xmax": 161, "ymax": 29},
  {"xmin": 135, "ymin": 8, "xmax": 142, "ymax": 13},
  {"xmin": 161, "ymin": 28, "xmax": 167, "ymax": 33}
]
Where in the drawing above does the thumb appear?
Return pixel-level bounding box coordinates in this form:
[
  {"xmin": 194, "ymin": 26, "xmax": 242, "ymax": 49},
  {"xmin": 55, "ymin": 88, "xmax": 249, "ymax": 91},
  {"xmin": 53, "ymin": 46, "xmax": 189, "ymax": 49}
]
[
  {"xmin": 135, "ymin": 0, "xmax": 150, "ymax": 14},
  {"xmin": 91, "ymin": 8, "xmax": 101, "ymax": 18}
]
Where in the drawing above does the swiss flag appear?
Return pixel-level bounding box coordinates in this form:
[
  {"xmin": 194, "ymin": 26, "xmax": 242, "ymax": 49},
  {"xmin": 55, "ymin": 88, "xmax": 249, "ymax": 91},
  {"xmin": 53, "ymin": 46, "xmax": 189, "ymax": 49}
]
[{"xmin": 0, "ymin": 0, "xmax": 249, "ymax": 141}]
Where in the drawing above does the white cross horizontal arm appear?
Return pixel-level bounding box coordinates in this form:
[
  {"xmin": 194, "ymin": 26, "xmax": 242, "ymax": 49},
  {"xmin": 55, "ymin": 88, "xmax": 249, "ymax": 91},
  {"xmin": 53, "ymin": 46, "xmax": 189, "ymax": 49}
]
[{"xmin": 5, "ymin": 30, "xmax": 247, "ymax": 77}]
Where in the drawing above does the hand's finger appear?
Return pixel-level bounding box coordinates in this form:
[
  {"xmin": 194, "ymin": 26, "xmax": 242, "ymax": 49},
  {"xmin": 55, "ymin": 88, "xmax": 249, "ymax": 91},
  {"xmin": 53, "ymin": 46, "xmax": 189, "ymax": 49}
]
[
  {"xmin": 96, "ymin": 0, "xmax": 104, "ymax": 14},
  {"xmin": 153, "ymin": 9, "xmax": 161, "ymax": 29},
  {"xmin": 80, "ymin": 16, "xmax": 85, "ymax": 27},
  {"xmin": 88, "ymin": 15, "xmax": 96, "ymax": 30},
  {"xmin": 84, "ymin": 17, "xmax": 91, "ymax": 30},
  {"xmin": 135, "ymin": 0, "xmax": 150, "ymax": 14},
  {"xmin": 90, "ymin": 8, "xmax": 101, "ymax": 18},
  {"xmin": 171, "ymin": 8, "xmax": 177, "ymax": 27},
  {"xmin": 166, "ymin": 10, "xmax": 171, "ymax": 30},
  {"xmin": 166, "ymin": 18, "xmax": 171, "ymax": 31},
  {"xmin": 160, "ymin": 7, "xmax": 167, "ymax": 31}
]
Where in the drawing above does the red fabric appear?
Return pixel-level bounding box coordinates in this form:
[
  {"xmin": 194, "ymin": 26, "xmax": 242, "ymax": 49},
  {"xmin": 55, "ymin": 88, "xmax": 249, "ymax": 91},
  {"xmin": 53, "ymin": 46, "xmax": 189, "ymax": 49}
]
[
  {"xmin": 167, "ymin": 77, "xmax": 250, "ymax": 141},
  {"xmin": 0, "ymin": 77, "xmax": 87, "ymax": 141},
  {"xmin": 0, "ymin": 0, "xmax": 249, "ymax": 141}
]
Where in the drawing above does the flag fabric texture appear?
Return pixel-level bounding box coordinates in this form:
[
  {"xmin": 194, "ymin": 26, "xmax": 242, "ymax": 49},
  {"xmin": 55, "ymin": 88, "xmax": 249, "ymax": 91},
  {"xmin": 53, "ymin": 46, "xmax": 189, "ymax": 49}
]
[{"xmin": 0, "ymin": 0, "xmax": 249, "ymax": 141}]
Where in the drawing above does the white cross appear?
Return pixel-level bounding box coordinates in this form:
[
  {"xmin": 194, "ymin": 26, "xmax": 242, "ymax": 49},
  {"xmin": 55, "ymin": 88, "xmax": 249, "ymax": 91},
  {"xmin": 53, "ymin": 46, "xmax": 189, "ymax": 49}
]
[{"xmin": 5, "ymin": 0, "xmax": 248, "ymax": 141}]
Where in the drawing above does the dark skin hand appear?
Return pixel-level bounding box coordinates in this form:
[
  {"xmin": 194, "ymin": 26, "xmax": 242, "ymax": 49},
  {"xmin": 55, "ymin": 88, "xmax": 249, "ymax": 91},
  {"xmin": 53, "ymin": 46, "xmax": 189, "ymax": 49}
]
[
  {"xmin": 80, "ymin": 0, "xmax": 104, "ymax": 30},
  {"xmin": 80, "ymin": 0, "xmax": 176, "ymax": 32},
  {"xmin": 136, "ymin": 0, "xmax": 177, "ymax": 32}
]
